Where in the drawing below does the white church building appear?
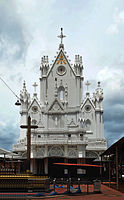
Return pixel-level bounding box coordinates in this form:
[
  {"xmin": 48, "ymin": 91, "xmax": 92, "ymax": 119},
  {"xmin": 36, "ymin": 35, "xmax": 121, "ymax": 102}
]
[{"xmin": 13, "ymin": 29, "xmax": 107, "ymax": 177}]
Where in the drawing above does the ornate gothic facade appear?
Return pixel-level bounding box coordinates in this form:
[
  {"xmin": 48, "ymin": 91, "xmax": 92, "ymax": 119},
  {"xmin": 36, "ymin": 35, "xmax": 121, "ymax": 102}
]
[{"xmin": 13, "ymin": 29, "xmax": 107, "ymax": 176}]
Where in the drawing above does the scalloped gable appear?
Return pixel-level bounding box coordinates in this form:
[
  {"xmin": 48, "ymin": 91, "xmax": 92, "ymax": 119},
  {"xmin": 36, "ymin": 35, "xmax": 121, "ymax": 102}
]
[
  {"xmin": 47, "ymin": 49, "xmax": 76, "ymax": 78},
  {"xmin": 81, "ymin": 97, "xmax": 95, "ymax": 110},
  {"xmin": 48, "ymin": 98, "xmax": 64, "ymax": 112}
]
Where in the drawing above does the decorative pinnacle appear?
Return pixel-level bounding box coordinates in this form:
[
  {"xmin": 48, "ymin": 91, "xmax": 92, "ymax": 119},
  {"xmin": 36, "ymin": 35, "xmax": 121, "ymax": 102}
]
[
  {"xmin": 23, "ymin": 81, "xmax": 26, "ymax": 88},
  {"xmin": 23, "ymin": 81, "xmax": 27, "ymax": 92},
  {"xmin": 58, "ymin": 28, "xmax": 66, "ymax": 47},
  {"xmin": 98, "ymin": 81, "xmax": 101, "ymax": 87}
]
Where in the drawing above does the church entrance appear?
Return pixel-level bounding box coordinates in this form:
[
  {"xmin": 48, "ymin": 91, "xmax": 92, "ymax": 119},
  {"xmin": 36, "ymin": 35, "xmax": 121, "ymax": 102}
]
[
  {"xmin": 48, "ymin": 157, "xmax": 64, "ymax": 178},
  {"xmin": 48, "ymin": 158, "xmax": 78, "ymax": 178},
  {"xmin": 68, "ymin": 158, "xmax": 77, "ymax": 178}
]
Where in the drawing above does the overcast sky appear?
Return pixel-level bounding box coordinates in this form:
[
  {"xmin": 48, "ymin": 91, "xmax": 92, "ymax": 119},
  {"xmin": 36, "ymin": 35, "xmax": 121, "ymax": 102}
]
[{"xmin": 0, "ymin": 0, "xmax": 124, "ymax": 150}]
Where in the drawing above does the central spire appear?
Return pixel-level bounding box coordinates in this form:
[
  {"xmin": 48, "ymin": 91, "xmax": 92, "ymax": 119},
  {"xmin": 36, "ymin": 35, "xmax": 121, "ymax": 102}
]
[{"xmin": 58, "ymin": 28, "xmax": 66, "ymax": 49}]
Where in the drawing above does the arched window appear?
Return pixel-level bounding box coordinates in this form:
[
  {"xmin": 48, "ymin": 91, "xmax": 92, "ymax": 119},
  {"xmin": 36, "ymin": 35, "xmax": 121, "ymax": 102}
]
[
  {"xmin": 60, "ymin": 90, "xmax": 64, "ymax": 100},
  {"xmin": 86, "ymin": 119, "xmax": 91, "ymax": 131},
  {"xmin": 58, "ymin": 86, "xmax": 65, "ymax": 101}
]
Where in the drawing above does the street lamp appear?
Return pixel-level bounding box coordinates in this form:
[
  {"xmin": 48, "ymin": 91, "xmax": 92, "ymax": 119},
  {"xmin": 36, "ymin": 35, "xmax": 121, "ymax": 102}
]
[{"xmin": 15, "ymin": 100, "xmax": 21, "ymax": 106}]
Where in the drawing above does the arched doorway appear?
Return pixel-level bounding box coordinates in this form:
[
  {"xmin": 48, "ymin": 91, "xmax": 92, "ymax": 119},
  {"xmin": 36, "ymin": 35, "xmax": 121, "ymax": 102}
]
[{"xmin": 48, "ymin": 157, "xmax": 64, "ymax": 178}]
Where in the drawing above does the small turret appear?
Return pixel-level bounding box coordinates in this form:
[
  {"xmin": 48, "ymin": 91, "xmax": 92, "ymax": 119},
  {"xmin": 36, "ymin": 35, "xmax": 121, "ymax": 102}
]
[
  {"xmin": 93, "ymin": 81, "xmax": 104, "ymax": 140},
  {"xmin": 96, "ymin": 81, "xmax": 103, "ymax": 100},
  {"xmin": 74, "ymin": 55, "xmax": 83, "ymax": 76},
  {"xmin": 20, "ymin": 81, "xmax": 30, "ymax": 139},
  {"xmin": 40, "ymin": 55, "xmax": 49, "ymax": 76},
  {"xmin": 20, "ymin": 81, "xmax": 30, "ymax": 107},
  {"xmin": 93, "ymin": 81, "xmax": 103, "ymax": 110}
]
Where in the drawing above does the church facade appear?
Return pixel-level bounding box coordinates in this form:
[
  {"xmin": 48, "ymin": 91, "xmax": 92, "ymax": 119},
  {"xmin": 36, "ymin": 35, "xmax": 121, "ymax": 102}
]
[{"xmin": 13, "ymin": 29, "xmax": 107, "ymax": 177}]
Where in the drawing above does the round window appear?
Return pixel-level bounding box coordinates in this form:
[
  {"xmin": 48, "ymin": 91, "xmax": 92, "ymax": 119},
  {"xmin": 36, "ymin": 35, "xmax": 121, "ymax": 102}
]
[
  {"xmin": 32, "ymin": 106, "xmax": 38, "ymax": 112},
  {"xmin": 85, "ymin": 105, "xmax": 91, "ymax": 112},
  {"xmin": 57, "ymin": 65, "xmax": 66, "ymax": 76}
]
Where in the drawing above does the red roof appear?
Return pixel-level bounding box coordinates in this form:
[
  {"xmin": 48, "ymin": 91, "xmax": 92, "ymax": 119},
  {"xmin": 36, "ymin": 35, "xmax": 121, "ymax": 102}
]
[{"xmin": 53, "ymin": 163, "xmax": 102, "ymax": 168}]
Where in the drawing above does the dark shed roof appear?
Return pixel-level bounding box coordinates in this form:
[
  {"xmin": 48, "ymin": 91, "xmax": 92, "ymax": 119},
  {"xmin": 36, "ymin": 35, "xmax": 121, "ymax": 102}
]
[{"xmin": 101, "ymin": 137, "xmax": 124, "ymax": 156}]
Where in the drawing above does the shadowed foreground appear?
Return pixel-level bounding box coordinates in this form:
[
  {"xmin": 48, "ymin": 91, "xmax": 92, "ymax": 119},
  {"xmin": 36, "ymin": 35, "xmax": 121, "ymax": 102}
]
[{"xmin": 0, "ymin": 184, "xmax": 124, "ymax": 199}]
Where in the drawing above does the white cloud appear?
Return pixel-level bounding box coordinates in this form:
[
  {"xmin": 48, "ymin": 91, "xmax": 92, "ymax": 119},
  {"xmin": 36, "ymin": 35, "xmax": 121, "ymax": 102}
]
[
  {"xmin": 115, "ymin": 10, "xmax": 124, "ymax": 23},
  {"xmin": 0, "ymin": 120, "xmax": 6, "ymax": 128},
  {"xmin": 97, "ymin": 66, "xmax": 123, "ymax": 91},
  {"xmin": 0, "ymin": 34, "xmax": 21, "ymax": 59},
  {"xmin": 107, "ymin": 9, "xmax": 124, "ymax": 35},
  {"xmin": 107, "ymin": 24, "xmax": 118, "ymax": 35}
]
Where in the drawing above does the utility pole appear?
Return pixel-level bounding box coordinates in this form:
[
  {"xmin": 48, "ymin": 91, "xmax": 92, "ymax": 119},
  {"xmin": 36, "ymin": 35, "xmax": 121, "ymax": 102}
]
[
  {"xmin": 20, "ymin": 116, "xmax": 38, "ymax": 173},
  {"xmin": 116, "ymin": 146, "xmax": 119, "ymax": 190}
]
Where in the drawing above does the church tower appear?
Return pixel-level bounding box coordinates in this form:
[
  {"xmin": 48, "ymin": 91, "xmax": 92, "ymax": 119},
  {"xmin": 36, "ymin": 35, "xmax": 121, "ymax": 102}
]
[
  {"xmin": 40, "ymin": 28, "xmax": 84, "ymax": 108},
  {"xmin": 13, "ymin": 28, "xmax": 107, "ymax": 177}
]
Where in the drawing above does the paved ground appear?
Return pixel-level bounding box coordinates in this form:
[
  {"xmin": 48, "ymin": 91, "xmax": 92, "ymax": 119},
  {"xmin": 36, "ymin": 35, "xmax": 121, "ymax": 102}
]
[
  {"xmin": 0, "ymin": 184, "xmax": 124, "ymax": 199},
  {"xmin": 104, "ymin": 182, "xmax": 124, "ymax": 194},
  {"xmin": 39, "ymin": 184, "xmax": 124, "ymax": 200}
]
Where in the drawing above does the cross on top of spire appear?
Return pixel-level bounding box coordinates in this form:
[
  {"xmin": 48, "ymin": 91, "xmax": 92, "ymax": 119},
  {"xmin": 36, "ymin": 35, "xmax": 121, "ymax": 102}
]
[
  {"xmin": 85, "ymin": 81, "xmax": 91, "ymax": 92},
  {"xmin": 58, "ymin": 28, "xmax": 66, "ymax": 49},
  {"xmin": 33, "ymin": 82, "xmax": 38, "ymax": 93}
]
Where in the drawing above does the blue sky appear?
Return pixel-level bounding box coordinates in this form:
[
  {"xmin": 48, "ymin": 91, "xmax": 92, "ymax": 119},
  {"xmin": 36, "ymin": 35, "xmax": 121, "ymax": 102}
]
[{"xmin": 0, "ymin": 0, "xmax": 124, "ymax": 150}]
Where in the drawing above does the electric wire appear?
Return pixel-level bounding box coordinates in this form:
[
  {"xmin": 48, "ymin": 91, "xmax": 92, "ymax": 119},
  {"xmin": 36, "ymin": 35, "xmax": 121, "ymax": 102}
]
[{"xmin": 0, "ymin": 77, "xmax": 20, "ymax": 100}]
